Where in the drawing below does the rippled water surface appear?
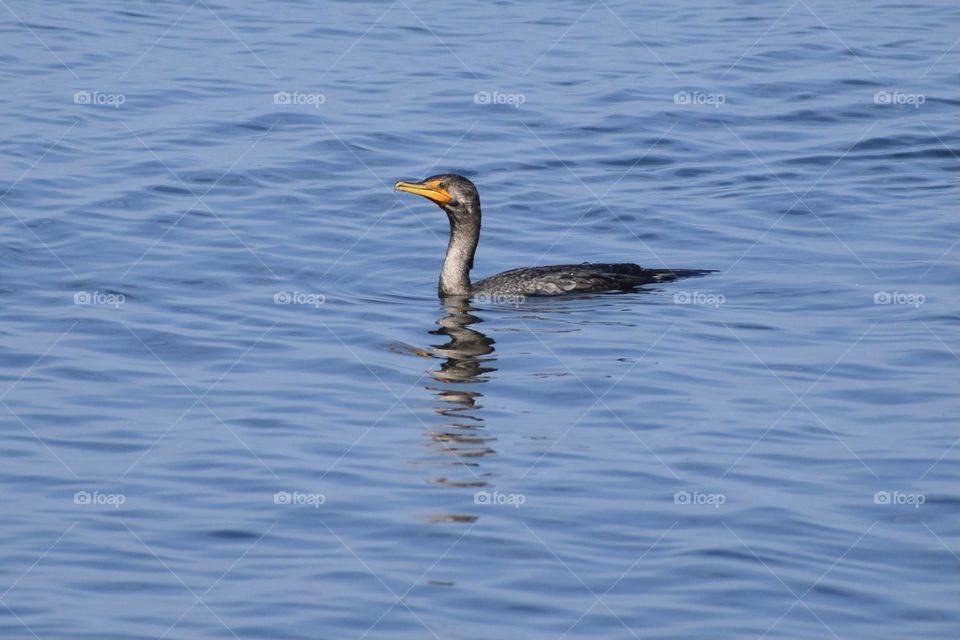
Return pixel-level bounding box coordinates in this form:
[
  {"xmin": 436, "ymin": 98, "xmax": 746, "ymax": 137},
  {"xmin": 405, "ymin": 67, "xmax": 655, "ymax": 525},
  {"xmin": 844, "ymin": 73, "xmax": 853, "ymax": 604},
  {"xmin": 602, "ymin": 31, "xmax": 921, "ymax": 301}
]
[{"xmin": 1, "ymin": 1, "xmax": 958, "ymax": 638}]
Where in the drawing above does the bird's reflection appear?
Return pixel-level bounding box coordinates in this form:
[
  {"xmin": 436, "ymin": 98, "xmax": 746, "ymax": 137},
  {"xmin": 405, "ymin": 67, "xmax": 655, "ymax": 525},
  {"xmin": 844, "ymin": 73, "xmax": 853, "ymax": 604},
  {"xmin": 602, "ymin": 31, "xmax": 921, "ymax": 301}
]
[{"xmin": 420, "ymin": 298, "xmax": 498, "ymax": 488}]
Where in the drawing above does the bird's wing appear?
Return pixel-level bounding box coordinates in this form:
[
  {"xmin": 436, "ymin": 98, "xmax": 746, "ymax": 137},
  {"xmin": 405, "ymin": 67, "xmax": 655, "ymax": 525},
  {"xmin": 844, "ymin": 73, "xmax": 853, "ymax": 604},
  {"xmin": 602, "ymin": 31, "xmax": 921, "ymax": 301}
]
[{"xmin": 476, "ymin": 263, "xmax": 652, "ymax": 296}]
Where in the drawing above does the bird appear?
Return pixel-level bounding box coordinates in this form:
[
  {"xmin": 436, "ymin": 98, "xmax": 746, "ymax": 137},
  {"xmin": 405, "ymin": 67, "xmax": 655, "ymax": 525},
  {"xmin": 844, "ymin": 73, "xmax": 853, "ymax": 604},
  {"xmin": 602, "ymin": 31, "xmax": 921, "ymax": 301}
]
[{"xmin": 394, "ymin": 173, "xmax": 712, "ymax": 298}]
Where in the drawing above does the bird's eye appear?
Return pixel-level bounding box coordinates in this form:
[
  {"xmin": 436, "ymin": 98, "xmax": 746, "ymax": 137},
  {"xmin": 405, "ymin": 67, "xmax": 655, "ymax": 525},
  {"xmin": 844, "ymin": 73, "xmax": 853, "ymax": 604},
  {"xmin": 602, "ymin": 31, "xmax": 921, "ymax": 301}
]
[{"xmin": 438, "ymin": 181, "xmax": 447, "ymax": 189}]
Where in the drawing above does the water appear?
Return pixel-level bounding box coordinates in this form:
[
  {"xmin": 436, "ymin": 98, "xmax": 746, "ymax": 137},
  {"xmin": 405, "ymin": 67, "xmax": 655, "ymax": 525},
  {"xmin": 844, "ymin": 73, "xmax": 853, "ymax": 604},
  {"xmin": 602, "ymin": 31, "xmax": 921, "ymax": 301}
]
[{"xmin": 1, "ymin": 1, "xmax": 957, "ymax": 638}]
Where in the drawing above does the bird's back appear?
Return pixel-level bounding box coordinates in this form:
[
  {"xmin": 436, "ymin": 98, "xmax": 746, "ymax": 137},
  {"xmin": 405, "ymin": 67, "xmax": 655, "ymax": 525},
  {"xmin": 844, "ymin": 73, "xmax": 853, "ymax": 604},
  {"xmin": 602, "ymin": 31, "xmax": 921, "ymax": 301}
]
[{"xmin": 473, "ymin": 263, "xmax": 712, "ymax": 296}]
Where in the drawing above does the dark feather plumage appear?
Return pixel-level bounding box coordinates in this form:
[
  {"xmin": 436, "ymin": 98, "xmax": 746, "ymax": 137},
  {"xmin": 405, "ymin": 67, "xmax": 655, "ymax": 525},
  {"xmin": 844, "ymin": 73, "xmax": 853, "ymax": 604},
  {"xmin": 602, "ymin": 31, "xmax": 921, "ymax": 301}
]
[{"xmin": 474, "ymin": 264, "xmax": 712, "ymax": 296}]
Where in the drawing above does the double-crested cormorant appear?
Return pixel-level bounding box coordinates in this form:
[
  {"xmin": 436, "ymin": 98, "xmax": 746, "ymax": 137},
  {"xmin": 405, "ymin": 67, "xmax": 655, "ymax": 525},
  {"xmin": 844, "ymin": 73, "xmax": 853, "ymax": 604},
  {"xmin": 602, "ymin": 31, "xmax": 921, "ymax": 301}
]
[{"xmin": 394, "ymin": 174, "xmax": 711, "ymax": 298}]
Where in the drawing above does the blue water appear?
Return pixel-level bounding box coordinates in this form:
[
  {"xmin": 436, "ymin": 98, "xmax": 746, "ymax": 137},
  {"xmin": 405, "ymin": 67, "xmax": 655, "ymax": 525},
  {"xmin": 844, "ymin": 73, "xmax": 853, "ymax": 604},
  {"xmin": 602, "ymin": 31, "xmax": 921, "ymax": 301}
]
[{"xmin": 1, "ymin": 1, "xmax": 957, "ymax": 638}]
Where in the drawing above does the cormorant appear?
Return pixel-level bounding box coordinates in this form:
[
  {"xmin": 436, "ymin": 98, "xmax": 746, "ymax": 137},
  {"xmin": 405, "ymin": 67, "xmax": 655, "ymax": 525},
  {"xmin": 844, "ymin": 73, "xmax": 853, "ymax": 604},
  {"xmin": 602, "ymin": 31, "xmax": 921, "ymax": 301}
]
[{"xmin": 394, "ymin": 174, "xmax": 711, "ymax": 298}]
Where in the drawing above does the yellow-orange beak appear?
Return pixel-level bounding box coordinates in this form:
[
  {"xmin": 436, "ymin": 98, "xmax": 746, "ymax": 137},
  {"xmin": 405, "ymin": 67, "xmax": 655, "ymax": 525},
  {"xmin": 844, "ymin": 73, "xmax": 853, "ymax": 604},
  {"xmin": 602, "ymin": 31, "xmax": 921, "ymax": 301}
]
[{"xmin": 394, "ymin": 179, "xmax": 453, "ymax": 206}]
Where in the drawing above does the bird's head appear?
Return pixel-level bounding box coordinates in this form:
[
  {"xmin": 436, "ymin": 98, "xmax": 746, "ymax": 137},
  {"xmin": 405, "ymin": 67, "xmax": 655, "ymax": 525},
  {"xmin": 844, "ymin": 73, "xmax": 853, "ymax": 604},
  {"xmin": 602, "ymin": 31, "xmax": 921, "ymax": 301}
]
[{"xmin": 394, "ymin": 173, "xmax": 480, "ymax": 225}]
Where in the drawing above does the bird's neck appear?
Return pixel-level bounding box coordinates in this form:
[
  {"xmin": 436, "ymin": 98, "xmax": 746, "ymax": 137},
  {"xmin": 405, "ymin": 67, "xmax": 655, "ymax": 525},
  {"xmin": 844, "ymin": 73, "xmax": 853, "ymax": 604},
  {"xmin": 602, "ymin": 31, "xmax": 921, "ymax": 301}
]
[{"xmin": 439, "ymin": 213, "xmax": 480, "ymax": 297}]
